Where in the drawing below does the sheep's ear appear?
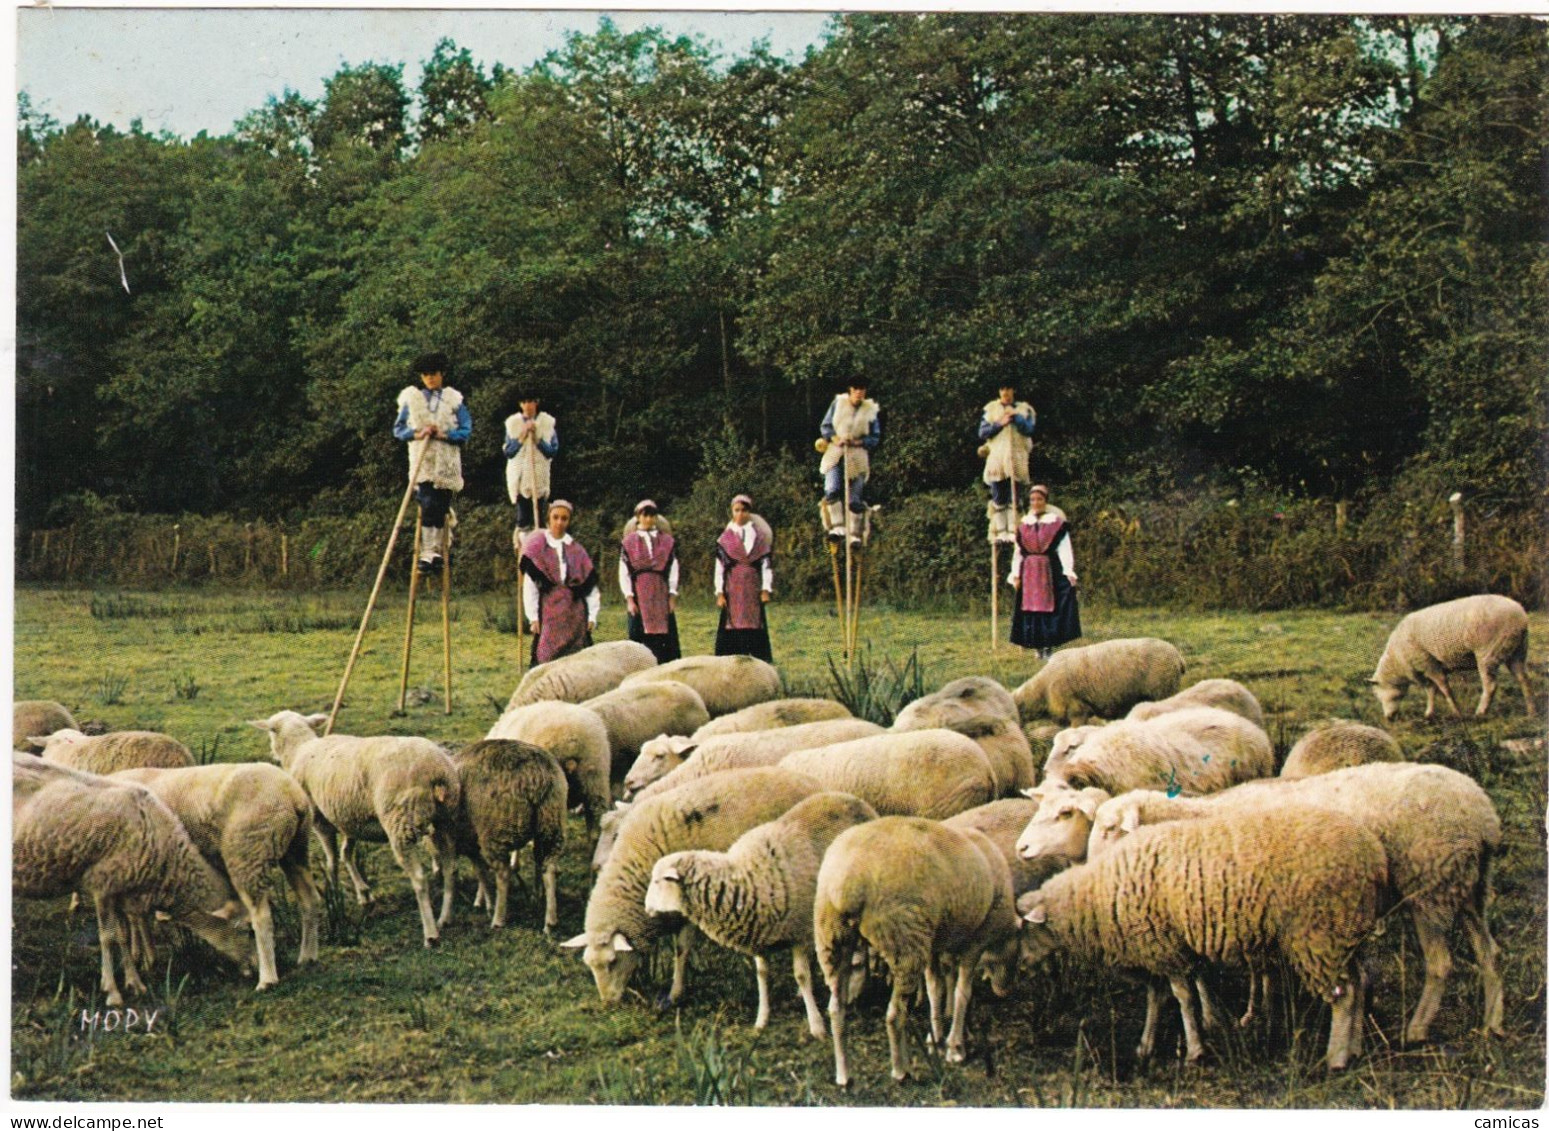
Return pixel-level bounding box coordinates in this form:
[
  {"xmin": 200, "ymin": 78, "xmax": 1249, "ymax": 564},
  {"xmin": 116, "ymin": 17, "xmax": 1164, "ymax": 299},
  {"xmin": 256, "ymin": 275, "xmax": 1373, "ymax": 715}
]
[
  {"xmin": 1120, "ymin": 807, "xmax": 1141, "ymax": 834},
  {"xmin": 658, "ymin": 865, "xmax": 681, "ymax": 883},
  {"xmin": 304, "ymin": 713, "xmax": 330, "ymax": 729},
  {"xmin": 1022, "ymin": 904, "xmax": 1048, "ymax": 925},
  {"xmin": 25, "ymin": 736, "xmax": 51, "ymax": 748},
  {"xmin": 1021, "ymin": 788, "xmax": 1043, "ymax": 802},
  {"xmin": 1366, "ymin": 677, "xmax": 1381, "ymax": 685},
  {"xmin": 614, "ymin": 800, "xmax": 629, "ymax": 811},
  {"xmin": 611, "ymin": 932, "xmax": 634, "ymax": 953},
  {"xmin": 247, "ymin": 719, "xmax": 273, "ymax": 732},
  {"xmin": 559, "ymin": 934, "xmax": 589, "ymax": 950},
  {"xmin": 1075, "ymin": 794, "xmax": 1101, "ymax": 820}
]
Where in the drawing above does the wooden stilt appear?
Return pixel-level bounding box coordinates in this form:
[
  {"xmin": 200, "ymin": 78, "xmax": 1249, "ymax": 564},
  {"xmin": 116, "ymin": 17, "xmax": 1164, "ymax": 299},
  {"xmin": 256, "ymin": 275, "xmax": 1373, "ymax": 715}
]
[
  {"xmin": 843, "ymin": 458, "xmax": 854, "ymax": 669},
  {"xmin": 398, "ymin": 511, "xmax": 425, "ymax": 713},
  {"xmin": 991, "ymin": 540, "xmax": 999, "ymax": 655},
  {"xmin": 441, "ymin": 530, "xmax": 453, "ymax": 714}
]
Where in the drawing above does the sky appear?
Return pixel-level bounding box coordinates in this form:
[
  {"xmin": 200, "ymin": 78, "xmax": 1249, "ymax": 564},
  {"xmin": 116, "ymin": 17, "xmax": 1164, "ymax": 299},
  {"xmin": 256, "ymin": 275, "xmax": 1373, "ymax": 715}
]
[{"xmin": 15, "ymin": 6, "xmax": 837, "ymax": 139}]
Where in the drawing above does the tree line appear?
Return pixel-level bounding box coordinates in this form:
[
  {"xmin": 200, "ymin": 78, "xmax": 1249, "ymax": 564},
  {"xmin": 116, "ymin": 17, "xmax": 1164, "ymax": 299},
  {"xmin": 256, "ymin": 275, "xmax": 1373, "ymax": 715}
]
[{"xmin": 17, "ymin": 15, "xmax": 1546, "ymax": 543}]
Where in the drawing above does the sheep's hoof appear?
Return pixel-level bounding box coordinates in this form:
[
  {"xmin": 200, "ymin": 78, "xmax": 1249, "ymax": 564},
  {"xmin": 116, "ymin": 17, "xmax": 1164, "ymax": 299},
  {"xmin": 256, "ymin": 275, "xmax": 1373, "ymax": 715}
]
[
  {"xmin": 835, "ymin": 1075, "xmax": 850, "ymax": 1089},
  {"xmin": 654, "ymin": 991, "xmax": 680, "ymax": 1012},
  {"xmin": 945, "ymin": 1046, "xmax": 966, "ymax": 1065},
  {"xmin": 424, "ymin": 935, "xmax": 440, "ymax": 949},
  {"xmin": 256, "ymin": 979, "xmax": 278, "ymax": 992},
  {"xmin": 105, "ymin": 992, "xmax": 124, "ymax": 1008}
]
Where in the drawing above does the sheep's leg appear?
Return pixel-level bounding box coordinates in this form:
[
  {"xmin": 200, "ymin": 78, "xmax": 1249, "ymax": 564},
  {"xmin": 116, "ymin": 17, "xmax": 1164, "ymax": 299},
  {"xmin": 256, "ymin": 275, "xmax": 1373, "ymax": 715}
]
[
  {"xmin": 826, "ymin": 940, "xmax": 854, "ymax": 1087},
  {"xmin": 1461, "ymin": 902, "xmax": 1506, "ymax": 1036},
  {"xmin": 389, "ymin": 834, "xmax": 440, "ymax": 947},
  {"xmin": 1326, "ymin": 982, "xmax": 1356, "ymax": 1071},
  {"xmin": 1168, "ymin": 975, "xmax": 1206, "ymax": 1063},
  {"xmin": 1349, "ymin": 965, "xmax": 1368, "ymax": 1059},
  {"xmin": 539, "ymin": 853, "xmax": 559, "ymax": 936},
  {"xmin": 886, "ymin": 964, "xmax": 921, "ymax": 1081},
  {"xmin": 943, "ymin": 957, "xmax": 977, "ymax": 1065},
  {"xmin": 668, "ymin": 922, "xmax": 697, "ymax": 1004},
  {"xmin": 239, "ymin": 889, "xmax": 280, "ymax": 990},
  {"xmin": 1425, "ymin": 670, "xmax": 1460, "ymax": 719},
  {"xmin": 280, "ymin": 857, "xmax": 322, "ymax": 965},
  {"xmin": 753, "ymin": 954, "xmax": 772, "ymax": 1030},
  {"xmin": 1194, "ymin": 974, "xmax": 1228, "ymax": 1031},
  {"xmin": 337, "ymin": 833, "xmax": 373, "ymax": 905},
  {"xmin": 843, "ymin": 946, "xmax": 869, "ymax": 1006},
  {"xmin": 923, "ymin": 959, "xmax": 947, "ymax": 1050},
  {"xmin": 127, "ymin": 906, "xmax": 157, "ymax": 971},
  {"xmin": 1508, "ymin": 656, "xmax": 1537, "ymax": 717},
  {"xmin": 792, "ymin": 947, "xmax": 826, "ymax": 1039},
  {"xmin": 111, "ymin": 901, "xmax": 148, "ymax": 999},
  {"xmin": 1405, "ymin": 915, "xmax": 1453, "ymax": 1043},
  {"xmin": 435, "ymin": 830, "xmax": 457, "ymax": 929},
  {"xmin": 1137, "ymin": 980, "xmax": 1162, "ymax": 1061},
  {"xmin": 472, "ymin": 868, "xmax": 489, "ymax": 912},
  {"xmin": 93, "ymin": 895, "xmax": 125, "ymax": 1008},
  {"xmin": 1475, "ymin": 655, "xmax": 1499, "ymax": 716}
]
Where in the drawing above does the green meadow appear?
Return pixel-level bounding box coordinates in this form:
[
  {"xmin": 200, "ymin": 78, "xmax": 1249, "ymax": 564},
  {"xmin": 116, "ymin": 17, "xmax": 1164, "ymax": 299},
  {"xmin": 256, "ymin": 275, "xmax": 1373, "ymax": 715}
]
[{"xmin": 11, "ymin": 586, "xmax": 1547, "ymax": 1107}]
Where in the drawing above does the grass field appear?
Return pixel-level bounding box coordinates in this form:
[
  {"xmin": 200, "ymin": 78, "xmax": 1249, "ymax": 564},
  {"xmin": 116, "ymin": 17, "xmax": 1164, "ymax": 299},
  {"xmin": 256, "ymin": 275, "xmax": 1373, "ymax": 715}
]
[{"xmin": 10, "ymin": 584, "xmax": 1547, "ymax": 1106}]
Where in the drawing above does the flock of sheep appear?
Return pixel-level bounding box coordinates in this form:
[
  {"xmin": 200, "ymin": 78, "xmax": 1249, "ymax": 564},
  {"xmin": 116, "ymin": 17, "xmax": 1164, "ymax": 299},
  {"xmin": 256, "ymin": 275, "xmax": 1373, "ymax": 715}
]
[{"xmin": 11, "ymin": 591, "xmax": 1538, "ymax": 1087}]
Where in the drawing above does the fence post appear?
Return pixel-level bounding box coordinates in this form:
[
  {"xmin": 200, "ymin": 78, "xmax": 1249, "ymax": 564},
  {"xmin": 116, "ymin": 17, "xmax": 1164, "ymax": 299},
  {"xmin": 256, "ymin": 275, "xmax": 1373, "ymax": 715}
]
[
  {"xmin": 208, "ymin": 543, "xmax": 217, "ymax": 577},
  {"xmin": 280, "ymin": 529, "xmax": 289, "ymax": 578},
  {"xmin": 1449, "ymin": 492, "xmax": 1465, "ymax": 573},
  {"xmin": 171, "ymin": 524, "xmax": 181, "ymax": 575},
  {"xmin": 244, "ymin": 522, "xmax": 254, "ymax": 574},
  {"xmin": 64, "ymin": 527, "xmax": 76, "ymax": 580},
  {"xmin": 1335, "ymin": 500, "xmax": 1348, "ymax": 536}
]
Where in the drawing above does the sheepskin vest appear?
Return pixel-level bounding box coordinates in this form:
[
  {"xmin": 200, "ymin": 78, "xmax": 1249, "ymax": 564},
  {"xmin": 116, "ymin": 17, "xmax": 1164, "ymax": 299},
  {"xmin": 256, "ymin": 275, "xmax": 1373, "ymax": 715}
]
[
  {"xmin": 621, "ymin": 529, "xmax": 675, "ymax": 635},
  {"xmin": 980, "ymin": 399, "xmax": 1035, "ymax": 485},
  {"xmin": 504, "ymin": 411, "xmax": 557, "ymax": 504},
  {"xmin": 1018, "ymin": 516, "xmax": 1068, "ymax": 614},
  {"xmin": 398, "ymin": 386, "xmax": 465, "ymax": 492},
  {"xmin": 717, "ymin": 518, "xmax": 772, "ymax": 631},
  {"xmin": 820, "ymin": 397, "xmax": 880, "ymax": 478},
  {"xmin": 521, "ymin": 532, "xmax": 596, "ymax": 664}
]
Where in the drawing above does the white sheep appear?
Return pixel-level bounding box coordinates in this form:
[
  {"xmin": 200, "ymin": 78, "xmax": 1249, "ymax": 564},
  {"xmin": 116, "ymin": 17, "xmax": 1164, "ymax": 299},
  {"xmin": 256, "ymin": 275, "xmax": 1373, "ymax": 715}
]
[
  {"xmin": 943, "ymin": 798, "xmax": 1071, "ymax": 897},
  {"xmin": 1019, "ymin": 805, "xmax": 1385, "ymax": 1070},
  {"xmin": 689, "ymin": 697, "xmax": 853, "ymax": 741},
  {"xmin": 562, "ymin": 766, "xmax": 823, "ymax": 1005},
  {"xmin": 111, "ymin": 762, "xmax": 322, "ymax": 990},
  {"xmin": 507, "ymin": 640, "xmax": 658, "ymax": 710},
  {"xmin": 487, "ymin": 701, "xmax": 611, "ymax": 835},
  {"xmin": 580, "ymin": 681, "xmax": 710, "ymax": 778},
  {"xmin": 1370, "ymin": 594, "xmax": 1535, "ymax": 719},
  {"xmin": 1280, "ymin": 721, "xmax": 1404, "ymax": 779},
  {"xmin": 34, "ymin": 729, "xmax": 195, "ymax": 774},
  {"xmin": 1040, "ymin": 706, "xmax": 1274, "ymax": 796},
  {"xmin": 778, "ymin": 728, "xmax": 998, "ymax": 819},
  {"xmin": 249, "ymin": 711, "xmax": 460, "ymax": 948},
  {"xmin": 449, "ymin": 738, "xmax": 567, "ymax": 932},
  {"xmin": 1125, "ymin": 678, "xmax": 1265, "ymax": 728},
  {"xmin": 1086, "ymin": 760, "xmax": 1505, "ymax": 1043},
  {"xmin": 14, "ymin": 700, "xmax": 77, "ymax": 752},
  {"xmin": 1009, "ymin": 786, "xmax": 1115, "ymax": 871},
  {"xmin": 814, "ymin": 816, "xmax": 1021, "ymax": 1085},
  {"xmin": 644, "ymin": 791, "xmax": 879, "ymax": 1035},
  {"xmin": 892, "ymin": 677, "xmax": 1034, "ymax": 795},
  {"xmin": 14, "ymin": 754, "xmax": 256, "ymax": 1007},
  {"xmin": 625, "ymin": 717, "xmax": 885, "ymax": 801},
  {"xmin": 1012, "ymin": 637, "xmax": 1186, "ymax": 724},
  {"xmin": 620, "ymin": 654, "xmax": 783, "ymax": 718}
]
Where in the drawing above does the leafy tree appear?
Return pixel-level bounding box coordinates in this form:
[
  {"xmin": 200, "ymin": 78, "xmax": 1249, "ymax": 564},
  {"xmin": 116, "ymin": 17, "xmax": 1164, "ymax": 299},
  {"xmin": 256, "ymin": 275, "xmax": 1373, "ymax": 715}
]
[{"xmin": 416, "ymin": 38, "xmax": 493, "ymax": 146}]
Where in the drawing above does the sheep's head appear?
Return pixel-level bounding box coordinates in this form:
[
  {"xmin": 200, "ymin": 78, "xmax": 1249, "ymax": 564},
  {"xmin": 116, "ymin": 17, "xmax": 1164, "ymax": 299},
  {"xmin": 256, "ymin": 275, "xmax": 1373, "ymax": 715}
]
[
  {"xmin": 1016, "ymin": 786, "xmax": 1107, "ymax": 861},
  {"xmin": 246, "ymin": 710, "xmax": 329, "ymax": 764},
  {"xmin": 1369, "ymin": 677, "xmax": 1404, "ymax": 721},
  {"xmin": 980, "ymin": 929, "xmax": 1021, "ymax": 998},
  {"xmin": 644, "ymin": 854, "xmax": 690, "ymax": 916},
  {"xmin": 1086, "ymin": 798, "xmax": 1145, "ymax": 859},
  {"xmin": 561, "ymin": 930, "xmax": 640, "ymax": 1003},
  {"xmin": 1016, "ymin": 891, "xmax": 1057, "ymax": 967},
  {"xmin": 30, "ymin": 728, "xmax": 86, "ymax": 760},
  {"xmin": 591, "ymin": 802, "xmax": 631, "ymax": 873},
  {"xmin": 623, "ymin": 735, "xmax": 694, "ymax": 797}
]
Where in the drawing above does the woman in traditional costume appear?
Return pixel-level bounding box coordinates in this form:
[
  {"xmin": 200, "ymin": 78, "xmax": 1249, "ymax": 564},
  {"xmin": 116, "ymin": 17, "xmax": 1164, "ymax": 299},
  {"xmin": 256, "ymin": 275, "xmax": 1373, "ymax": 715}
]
[
  {"xmin": 713, "ymin": 494, "xmax": 774, "ymax": 661},
  {"xmin": 1008, "ymin": 485, "xmax": 1081, "ymax": 658},
  {"xmin": 618, "ymin": 499, "xmax": 681, "ymax": 664}
]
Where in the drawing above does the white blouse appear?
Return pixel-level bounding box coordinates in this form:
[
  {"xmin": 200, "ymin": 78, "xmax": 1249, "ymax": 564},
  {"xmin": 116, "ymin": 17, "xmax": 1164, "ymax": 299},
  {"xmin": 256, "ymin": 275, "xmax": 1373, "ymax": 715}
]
[
  {"xmin": 1008, "ymin": 511, "xmax": 1076, "ymax": 585},
  {"xmin": 713, "ymin": 521, "xmax": 774, "ymax": 595}
]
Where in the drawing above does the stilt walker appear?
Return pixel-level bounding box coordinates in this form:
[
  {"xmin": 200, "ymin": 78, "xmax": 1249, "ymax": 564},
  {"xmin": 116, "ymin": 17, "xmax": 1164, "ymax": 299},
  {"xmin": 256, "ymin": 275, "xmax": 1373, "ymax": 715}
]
[
  {"xmin": 515, "ymin": 438, "xmax": 540, "ymax": 680},
  {"xmin": 505, "ymin": 392, "xmax": 556, "ymax": 677},
  {"xmin": 818, "ymin": 376, "xmax": 881, "ymax": 667},
  {"xmin": 979, "ymin": 381, "xmax": 1035, "ymax": 650},
  {"xmin": 397, "ymin": 505, "xmax": 456, "ymax": 714}
]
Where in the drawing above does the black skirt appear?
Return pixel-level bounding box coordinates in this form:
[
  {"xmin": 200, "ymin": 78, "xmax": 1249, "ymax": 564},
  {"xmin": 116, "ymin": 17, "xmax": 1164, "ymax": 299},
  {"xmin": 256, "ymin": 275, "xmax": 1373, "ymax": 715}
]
[
  {"xmin": 1010, "ymin": 569, "xmax": 1082, "ymax": 650},
  {"xmin": 627, "ymin": 613, "xmax": 682, "ymax": 664},
  {"xmin": 715, "ymin": 607, "xmax": 772, "ymax": 662}
]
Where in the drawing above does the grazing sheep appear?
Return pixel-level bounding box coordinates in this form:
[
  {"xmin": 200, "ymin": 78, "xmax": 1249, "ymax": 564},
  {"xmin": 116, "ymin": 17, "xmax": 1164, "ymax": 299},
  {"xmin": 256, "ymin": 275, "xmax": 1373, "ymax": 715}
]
[
  {"xmin": 580, "ymin": 681, "xmax": 711, "ymax": 778},
  {"xmin": 689, "ymin": 697, "xmax": 853, "ymax": 741},
  {"xmin": 1280, "ymin": 721, "xmax": 1404, "ymax": 779},
  {"xmin": 14, "ymin": 754, "xmax": 256, "ymax": 1007},
  {"xmin": 1012, "ymin": 637, "xmax": 1186, "ymax": 724},
  {"xmin": 562, "ymin": 766, "xmax": 823, "ymax": 1005},
  {"xmin": 943, "ymin": 798, "xmax": 1071, "ymax": 897},
  {"xmin": 814, "ymin": 817, "xmax": 1021, "ymax": 1085},
  {"xmin": 620, "ymin": 654, "xmax": 783, "ymax": 718},
  {"xmin": 14, "ymin": 700, "xmax": 77, "ymax": 752},
  {"xmin": 507, "ymin": 640, "xmax": 658, "ymax": 710},
  {"xmin": 644, "ymin": 792, "xmax": 879, "ymax": 1034},
  {"xmin": 487, "ymin": 701, "xmax": 611, "ymax": 835},
  {"xmin": 1087, "ymin": 761, "xmax": 1505, "ymax": 1043},
  {"xmin": 34, "ymin": 729, "xmax": 194, "ymax": 775},
  {"xmin": 1019, "ymin": 805, "xmax": 1385, "ymax": 1070},
  {"xmin": 1371, "ymin": 594, "xmax": 1535, "ymax": 720},
  {"xmin": 1011, "ymin": 786, "xmax": 1115, "ymax": 869},
  {"xmin": 111, "ymin": 762, "xmax": 322, "ymax": 990},
  {"xmin": 626, "ymin": 717, "xmax": 885, "ymax": 801},
  {"xmin": 248, "ymin": 711, "xmax": 459, "ymax": 948},
  {"xmin": 778, "ymin": 729, "xmax": 997, "ymax": 819},
  {"xmin": 449, "ymin": 739, "xmax": 567, "ymax": 932},
  {"xmin": 1041, "ymin": 707, "xmax": 1274, "ymax": 796},
  {"xmin": 1126, "ymin": 678, "xmax": 1265, "ymax": 728},
  {"xmin": 893, "ymin": 677, "xmax": 1034, "ymax": 795}
]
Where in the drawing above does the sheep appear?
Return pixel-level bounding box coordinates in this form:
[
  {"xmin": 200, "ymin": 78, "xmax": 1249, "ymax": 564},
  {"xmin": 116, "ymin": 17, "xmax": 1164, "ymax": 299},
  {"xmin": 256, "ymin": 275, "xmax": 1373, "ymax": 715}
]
[
  {"xmin": 1010, "ymin": 786, "xmax": 1115, "ymax": 871},
  {"xmin": 943, "ymin": 798, "xmax": 1072, "ymax": 897},
  {"xmin": 507, "ymin": 640, "xmax": 657, "ymax": 710},
  {"xmin": 33, "ymin": 729, "xmax": 195, "ymax": 775},
  {"xmin": 778, "ymin": 728, "xmax": 998, "ymax": 819},
  {"xmin": 248, "ymin": 711, "xmax": 459, "ymax": 948},
  {"xmin": 1086, "ymin": 761, "xmax": 1505, "ymax": 1043},
  {"xmin": 1370, "ymin": 594, "xmax": 1535, "ymax": 720},
  {"xmin": 111, "ymin": 762, "xmax": 322, "ymax": 990},
  {"xmin": 1040, "ymin": 707, "xmax": 1274, "ymax": 796},
  {"xmin": 14, "ymin": 700, "xmax": 77, "ymax": 752},
  {"xmin": 625, "ymin": 717, "xmax": 885, "ymax": 801},
  {"xmin": 448, "ymin": 738, "xmax": 567, "ymax": 932},
  {"xmin": 814, "ymin": 816, "xmax": 1021, "ymax": 1085},
  {"xmin": 1125, "ymin": 678, "xmax": 1265, "ymax": 728},
  {"xmin": 580, "ymin": 681, "xmax": 711, "ymax": 778},
  {"xmin": 1280, "ymin": 721, "xmax": 1404, "ymax": 779},
  {"xmin": 14, "ymin": 754, "xmax": 256, "ymax": 1007},
  {"xmin": 690, "ymin": 697, "xmax": 853, "ymax": 741},
  {"xmin": 486, "ymin": 701, "xmax": 611, "ymax": 835},
  {"xmin": 1018, "ymin": 805, "xmax": 1385, "ymax": 1070},
  {"xmin": 644, "ymin": 791, "xmax": 879, "ymax": 1035},
  {"xmin": 562, "ymin": 766, "xmax": 823, "ymax": 1005},
  {"xmin": 620, "ymin": 654, "xmax": 783, "ymax": 718},
  {"xmin": 893, "ymin": 677, "xmax": 1035, "ymax": 795},
  {"xmin": 1012, "ymin": 637, "xmax": 1186, "ymax": 724}
]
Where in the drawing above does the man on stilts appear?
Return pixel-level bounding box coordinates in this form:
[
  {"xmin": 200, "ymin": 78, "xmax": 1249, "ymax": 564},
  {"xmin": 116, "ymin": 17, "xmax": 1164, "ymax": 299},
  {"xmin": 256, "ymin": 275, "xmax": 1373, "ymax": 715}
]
[
  {"xmin": 504, "ymin": 393, "xmax": 559, "ymax": 553},
  {"xmin": 979, "ymin": 383, "xmax": 1035, "ymax": 545},
  {"xmin": 819, "ymin": 377, "xmax": 881, "ymax": 549},
  {"xmin": 393, "ymin": 352, "xmax": 471, "ymax": 576}
]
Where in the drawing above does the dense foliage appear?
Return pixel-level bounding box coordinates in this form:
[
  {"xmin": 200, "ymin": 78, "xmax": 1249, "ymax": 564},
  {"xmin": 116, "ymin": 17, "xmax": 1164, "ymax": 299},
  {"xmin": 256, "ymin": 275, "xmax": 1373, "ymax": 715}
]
[{"xmin": 18, "ymin": 17, "xmax": 1547, "ymax": 544}]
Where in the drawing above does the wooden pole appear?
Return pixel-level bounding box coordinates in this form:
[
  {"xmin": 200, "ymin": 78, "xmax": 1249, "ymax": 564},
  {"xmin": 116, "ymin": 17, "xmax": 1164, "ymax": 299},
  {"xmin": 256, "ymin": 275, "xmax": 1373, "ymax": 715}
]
[
  {"xmin": 327, "ymin": 441, "xmax": 430, "ymax": 736},
  {"xmin": 441, "ymin": 525, "xmax": 453, "ymax": 714},
  {"xmin": 991, "ymin": 541, "xmax": 999, "ymax": 655},
  {"xmin": 1335, "ymin": 500, "xmax": 1348, "ymax": 537},
  {"xmin": 1449, "ymin": 492, "xmax": 1465, "ymax": 573},
  {"xmin": 829, "ymin": 540, "xmax": 845, "ymax": 643},
  {"xmin": 843, "ymin": 451, "xmax": 854, "ymax": 667},
  {"xmin": 398, "ymin": 511, "xmax": 425, "ymax": 713},
  {"xmin": 280, "ymin": 529, "xmax": 289, "ymax": 577},
  {"xmin": 850, "ymin": 549, "xmax": 864, "ymax": 660},
  {"xmin": 243, "ymin": 522, "xmax": 254, "ymax": 574},
  {"xmin": 170, "ymin": 524, "xmax": 180, "ymax": 575}
]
